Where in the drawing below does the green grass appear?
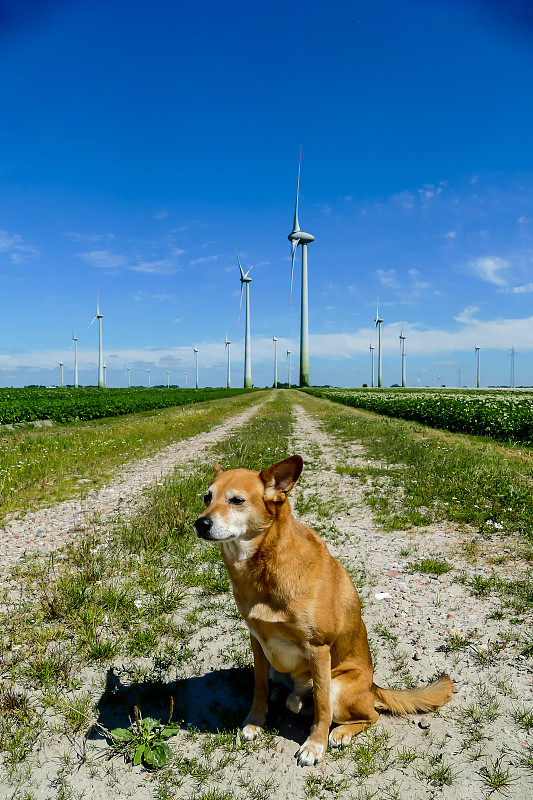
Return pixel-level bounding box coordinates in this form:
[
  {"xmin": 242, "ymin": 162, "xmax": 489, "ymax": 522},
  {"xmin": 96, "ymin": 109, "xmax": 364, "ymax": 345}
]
[
  {"xmin": 0, "ymin": 389, "xmax": 266, "ymax": 522},
  {"xmin": 298, "ymin": 390, "xmax": 533, "ymax": 540}
]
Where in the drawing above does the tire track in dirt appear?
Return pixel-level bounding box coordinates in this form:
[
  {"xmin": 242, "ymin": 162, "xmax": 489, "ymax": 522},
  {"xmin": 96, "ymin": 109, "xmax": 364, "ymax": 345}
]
[
  {"xmin": 289, "ymin": 402, "xmax": 533, "ymax": 799},
  {"xmin": 0, "ymin": 398, "xmax": 267, "ymax": 574}
]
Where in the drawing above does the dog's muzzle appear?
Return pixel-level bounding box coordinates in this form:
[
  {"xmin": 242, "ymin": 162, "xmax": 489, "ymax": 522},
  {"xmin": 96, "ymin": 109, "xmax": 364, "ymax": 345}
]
[{"xmin": 195, "ymin": 516, "xmax": 214, "ymax": 539}]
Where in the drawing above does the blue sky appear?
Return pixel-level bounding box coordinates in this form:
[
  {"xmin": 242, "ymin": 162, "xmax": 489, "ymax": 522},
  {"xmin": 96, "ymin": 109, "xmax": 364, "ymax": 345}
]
[{"xmin": 1, "ymin": 0, "xmax": 533, "ymax": 388}]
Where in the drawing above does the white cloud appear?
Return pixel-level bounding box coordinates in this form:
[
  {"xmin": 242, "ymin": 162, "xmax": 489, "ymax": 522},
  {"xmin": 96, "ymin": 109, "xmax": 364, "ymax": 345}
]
[
  {"xmin": 0, "ymin": 230, "xmax": 39, "ymax": 263},
  {"xmin": 470, "ymin": 256, "xmax": 511, "ymax": 286},
  {"xmin": 78, "ymin": 250, "xmax": 128, "ymax": 270},
  {"xmin": 510, "ymin": 283, "xmax": 533, "ymax": 294},
  {"xmin": 518, "ymin": 216, "xmax": 528, "ymax": 223},
  {"xmin": 444, "ymin": 230, "xmax": 457, "ymax": 239}
]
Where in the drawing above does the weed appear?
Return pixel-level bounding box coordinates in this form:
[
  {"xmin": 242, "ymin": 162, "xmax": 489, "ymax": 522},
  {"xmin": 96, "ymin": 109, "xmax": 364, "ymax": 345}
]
[
  {"xmin": 110, "ymin": 699, "xmax": 180, "ymax": 769},
  {"xmin": 408, "ymin": 557, "xmax": 452, "ymax": 575},
  {"xmin": 478, "ymin": 756, "xmax": 517, "ymax": 795}
]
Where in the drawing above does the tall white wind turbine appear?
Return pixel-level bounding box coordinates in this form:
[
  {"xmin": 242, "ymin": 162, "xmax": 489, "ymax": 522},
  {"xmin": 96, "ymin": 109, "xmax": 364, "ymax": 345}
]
[
  {"xmin": 225, "ymin": 331, "xmax": 231, "ymax": 389},
  {"xmin": 287, "ymin": 349, "xmax": 292, "ymax": 389},
  {"xmin": 167, "ymin": 371, "xmax": 170, "ymax": 388},
  {"xmin": 375, "ymin": 302, "xmax": 383, "ymax": 388},
  {"xmin": 126, "ymin": 365, "xmax": 131, "ymax": 388},
  {"xmin": 399, "ymin": 328, "xmax": 406, "ymax": 388},
  {"xmin": 369, "ymin": 342, "xmax": 375, "ymax": 388},
  {"xmin": 288, "ymin": 147, "xmax": 314, "ymax": 387},
  {"xmin": 88, "ymin": 291, "xmax": 104, "ymax": 388},
  {"xmin": 71, "ymin": 331, "xmax": 78, "ymax": 388},
  {"xmin": 475, "ymin": 345, "xmax": 481, "ymax": 388},
  {"xmin": 273, "ymin": 335, "xmax": 278, "ymax": 389},
  {"xmin": 193, "ymin": 347, "xmax": 199, "ymax": 389},
  {"xmin": 58, "ymin": 360, "xmax": 64, "ymax": 388},
  {"xmin": 236, "ymin": 246, "xmax": 253, "ymax": 389}
]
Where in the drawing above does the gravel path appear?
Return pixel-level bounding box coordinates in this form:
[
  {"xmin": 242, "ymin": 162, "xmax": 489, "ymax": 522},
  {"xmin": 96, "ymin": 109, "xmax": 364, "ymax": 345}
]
[{"xmin": 0, "ymin": 400, "xmax": 263, "ymax": 575}]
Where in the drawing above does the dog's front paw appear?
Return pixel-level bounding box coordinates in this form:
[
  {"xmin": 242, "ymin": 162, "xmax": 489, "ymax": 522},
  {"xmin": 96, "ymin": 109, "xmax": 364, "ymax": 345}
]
[
  {"xmin": 329, "ymin": 724, "xmax": 354, "ymax": 748},
  {"xmin": 296, "ymin": 739, "xmax": 325, "ymax": 766},
  {"xmin": 241, "ymin": 724, "xmax": 263, "ymax": 742}
]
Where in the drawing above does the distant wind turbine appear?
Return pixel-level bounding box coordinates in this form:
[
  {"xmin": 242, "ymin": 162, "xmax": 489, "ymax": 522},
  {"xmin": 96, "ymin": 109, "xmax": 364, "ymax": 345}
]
[
  {"xmin": 58, "ymin": 360, "xmax": 64, "ymax": 388},
  {"xmin": 193, "ymin": 347, "xmax": 199, "ymax": 389},
  {"xmin": 273, "ymin": 335, "xmax": 278, "ymax": 388},
  {"xmin": 88, "ymin": 291, "xmax": 104, "ymax": 388},
  {"xmin": 147, "ymin": 368, "xmax": 150, "ymax": 388},
  {"xmin": 288, "ymin": 147, "xmax": 314, "ymax": 387},
  {"xmin": 399, "ymin": 328, "xmax": 406, "ymax": 388},
  {"xmin": 167, "ymin": 370, "xmax": 170, "ymax": 388},
  {"xmin": 225, "ymin": 331, "xmax": 231, "ymax": 389},
  {"xmin": 71, "ymin": 331, "xmax": 78, "ymax": 388},
  {"xmin": 369, "ymin": 342, "xmax": 375, "ymax": 388},
  {"xmin": 126, "ymin": 365, "xmax": 131, "ymax": 388},
  {"xmin": 185, "ymin": 370, "xmax": 188, "ymax": 389},
  {"xmin": 287, "ymin": 349, "xmax": 292, "ymax": 389},
  {"xmin": 375, "ymin": 301, "xmax": 383, "ymax": 388},
  {"xmin": 103, "ymin": 363, "xmax": 107, "ymax": 388},
  {"xmin": 475, "ymin": 346, "xmax": 481, "ymax": 388},
  {"xmin": 236, "ymin": 245, "xmax": 253, "ymax": 389}
]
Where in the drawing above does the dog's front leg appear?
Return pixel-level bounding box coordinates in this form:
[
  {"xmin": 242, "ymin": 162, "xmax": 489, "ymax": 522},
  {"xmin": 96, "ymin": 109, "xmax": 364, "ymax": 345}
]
[
  {"xmin": 296, "ymin": 644, "xmax": 332, "ymax": 766},
  {"xmin": 241, "ymin": 633, "xmax": 270, "ymax": 741}
]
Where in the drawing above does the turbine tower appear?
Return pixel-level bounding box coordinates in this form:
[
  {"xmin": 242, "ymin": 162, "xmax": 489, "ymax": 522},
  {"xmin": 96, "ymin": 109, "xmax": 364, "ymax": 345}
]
[
  {"xmin": 147, "ymin": 368, "xmax": 150, "ymax": 388},
  {"xmin": 236, "ymin": 246, "xmax": 253, "ymax": 389},
  {"xmin": 126, "ymin": 365, "xmax": 131, "ymax": 388},
  {"xmin": 287, "ymin": 349, "xmax": 292, "ymax": 388},
  {"xmin": 88, "ymin": 291, "xmax": 104, "ymax": 388},
  {"xmin": 369, "ymin": 342, "xmax": 375, "ymax": 388},
  {"xmin": 167, "ymin": 371, "xmax": 170, "ymax": 388},
  {"xmin": 375, "ymin": 302, "xmax": 383, "ymax": 388},
  {"xmin": 273, "ymin": 335, "xmax": 278, "ymax": 388},
  {"xmin": 475, "ymin": 345, "xmax": 481, "ymax": 388},
  {"xmin": 225, "ymin": 332, "xmax": 231, "ymax": 389},
  {"xmin": 288, "ymin": 147, "xmax": 314, "ymax": 387},
  {"xmin": 399, "ymin": 329, "xmax": 406, "ymax": 388},
  {"xmin": 58, "ymin": 360, "xmax": 64, "ymax": 388},
  {"xmin": 193, "ymin": 347, "xmax": 199, "ymax": 389},
  {"xmin": 72, "ymin": 331, "xmax": 78, "ymax": 388}
]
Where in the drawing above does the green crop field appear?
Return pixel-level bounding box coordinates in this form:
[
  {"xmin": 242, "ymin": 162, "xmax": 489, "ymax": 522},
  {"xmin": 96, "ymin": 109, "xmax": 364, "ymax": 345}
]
[
  {"xmin": 302, "ymin": 387, "xmax": 533, "ymax": 446},
  {"xmin": 0, "ymin": 387, "xmax": 254, "ymax": 425}
]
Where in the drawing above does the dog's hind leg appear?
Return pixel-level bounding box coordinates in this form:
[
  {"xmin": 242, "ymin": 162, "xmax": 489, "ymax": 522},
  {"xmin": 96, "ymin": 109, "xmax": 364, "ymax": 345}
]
[
  {"xmin": 329, "ymin": 670, "xmax": 379, "ymax": 748},
  {"xmin": 242, "ymin": 635, "xmax": 270, "ymax": 741}
]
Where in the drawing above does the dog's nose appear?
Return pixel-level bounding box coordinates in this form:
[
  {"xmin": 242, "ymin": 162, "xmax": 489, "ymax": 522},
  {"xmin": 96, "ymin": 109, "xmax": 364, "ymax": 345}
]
[{"xmin": 195, "ymin": 516, "xmax": 213, "ymax": 539}]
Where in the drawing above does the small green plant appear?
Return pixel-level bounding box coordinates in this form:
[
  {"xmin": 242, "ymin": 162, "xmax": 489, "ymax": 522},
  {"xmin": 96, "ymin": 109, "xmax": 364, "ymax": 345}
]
[
  {"xmin": 110, "ymin": 700, "xmax": 180, "ymax": 769},
  {"xmin": 478, "ymin": 756, "xmax": 517, "ymax": 795},
  {"xmin": 408, "ymin": 557, "xmax": 451, "ymax": 575}
]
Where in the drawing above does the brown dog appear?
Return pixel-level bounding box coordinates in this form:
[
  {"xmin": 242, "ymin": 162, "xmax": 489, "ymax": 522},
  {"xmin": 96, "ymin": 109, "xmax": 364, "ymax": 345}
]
[{"xmin": 194, "ymin": 455, "xmax": 453, "ymax": 766}]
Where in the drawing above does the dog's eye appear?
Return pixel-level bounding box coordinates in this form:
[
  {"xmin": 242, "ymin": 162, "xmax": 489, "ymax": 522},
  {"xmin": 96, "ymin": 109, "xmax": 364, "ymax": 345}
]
[
  {"xmin": 229, "ymin": 496, "xmax": 245, "ymax": 506},
  {"xmin": 203, "ymin": 491, "xmax": 212, "ymax": 505}
]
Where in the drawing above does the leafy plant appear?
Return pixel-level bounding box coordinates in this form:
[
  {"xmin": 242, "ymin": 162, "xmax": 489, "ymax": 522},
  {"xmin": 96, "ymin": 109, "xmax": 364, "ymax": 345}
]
[{"xmin": 110, "ymin": 700, "xmax": 180, "ymax": 769}]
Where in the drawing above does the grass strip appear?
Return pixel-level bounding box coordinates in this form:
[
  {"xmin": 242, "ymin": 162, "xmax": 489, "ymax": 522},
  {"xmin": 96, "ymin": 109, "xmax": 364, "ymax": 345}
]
[
  {"xmin": 297, "ymin": 391, "xmax": 533, "ymax": 543},
  {"xmin": 0, "ymin": 390, "xmax": 266, "ymax": 522}
]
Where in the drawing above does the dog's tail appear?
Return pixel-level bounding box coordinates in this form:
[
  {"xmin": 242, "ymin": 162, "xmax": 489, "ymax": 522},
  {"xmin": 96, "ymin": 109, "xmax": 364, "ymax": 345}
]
[{"xmin": 372, "ymin": 674, "xmax": 453, "ymax": 714}]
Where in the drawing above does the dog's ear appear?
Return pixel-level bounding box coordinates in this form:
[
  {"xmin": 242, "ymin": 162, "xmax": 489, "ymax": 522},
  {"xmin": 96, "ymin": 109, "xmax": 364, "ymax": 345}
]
[
  {"xmin": 213, "ymin": 461, "xmax": 223, "ymax": 477},
  {"xmin": 259, "ymin": 455, "xmax": 303, "ymax": 503}
]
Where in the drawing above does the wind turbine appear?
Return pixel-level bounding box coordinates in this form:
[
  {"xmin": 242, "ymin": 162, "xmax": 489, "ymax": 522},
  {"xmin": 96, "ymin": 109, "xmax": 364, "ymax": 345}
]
[
  {"xmin": 236, "ymin": 246, "xmax": 252, "ymax": 389},
  {"xmin": 225, "ymin": 331, "xmax": 231, "ymax": 389},
  {"xmin": 369, "ymin": 342, "xmax": 375, "ymax": 388},
  {"xmin": 126, "ymin": 365, "xmax": 131, "ymax": 388},
  {"xmin": 147, "ymin": 368, "xmax": 150, "ymax": 388},
  {"xmin": 166, "ymin": 370, "xmax": 170, "ymax": 388},
  {"xmin": 58, "ymin": 360, "xmax": 64, "ymax": 388},
  {"xmin": 273, "ymin": 335, "xmax": 278, "ymax": 388},
  {"xmin": 88, "ymin": 291, "xmax": 104, "ymax": 388},
  {"xmin": 375, "ymin": 301, "xmax": 383, "ymax": 388},
  {"xmin": 288, "ymin": 147, "xmax": 314, "ymax": 387},
  {"xmin": 193, "ymin": 346, "xmax": 199, "ymax": 389},
  {"xmin": 399, "ymin": 329, "xmax": 406, "ymax": 388},
  {"xmin": 287, "ymin": 349, "xmax": 292, "ymax": 389},
  {"xmin": 475, "ymin": 346, "xmax": 481, "ymax": 388},
  {"xmin": 185, "ymin": 371, "xmax": 188, "ymax": 389},
  {"xmin": 71, "ymin": 331, "xmax": 78, "ymax": 388},
  {"xmin": 103, "ymin": 363, "xmax": 107, "ymax": 388}
]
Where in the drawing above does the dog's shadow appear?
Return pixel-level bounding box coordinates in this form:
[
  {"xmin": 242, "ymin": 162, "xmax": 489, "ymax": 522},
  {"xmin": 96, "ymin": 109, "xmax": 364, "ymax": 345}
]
[{"xmin": 91, "ymin": 666, "xmax": 311, "ymax": 747}]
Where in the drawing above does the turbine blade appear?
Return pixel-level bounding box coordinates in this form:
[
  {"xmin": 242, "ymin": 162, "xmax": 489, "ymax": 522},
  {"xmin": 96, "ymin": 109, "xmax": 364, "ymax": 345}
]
[
  {"xmin": 235, "ymin": 244, "xmax": 246, "ymax": 280},
  {"xmin": 238, "ymin": 282, "xmax": 244, "ymax": 326},
  {"xmin": 88, "ymin": 316, "xmax": 97, "ymax": 329},
  {"xmin": 292, "ymin": 146, "xmax": 302, "ymax": 234},
  {"xmin": 290, "ymin": 239, "xmax": 298, "ymax": 304}
]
